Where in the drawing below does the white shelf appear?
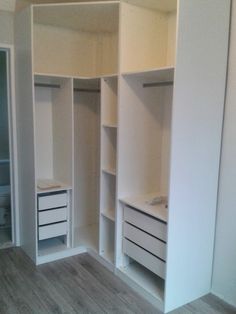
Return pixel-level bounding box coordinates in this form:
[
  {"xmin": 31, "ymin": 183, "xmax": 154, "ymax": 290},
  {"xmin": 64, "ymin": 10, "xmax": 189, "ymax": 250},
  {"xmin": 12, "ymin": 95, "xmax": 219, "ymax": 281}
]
[
  {"xmin": 120, "ymin": 193, "xmax": 168, "ymax": 223},
  {"xmin": 101, "ymin": 209, "xmax": 115, "ymax": 222},
  {"xmin": 122, "ymin": 66, "xmax": 174, "ymax": 83},
  {"xmin": 102, "ymin": 167, "xmax": 116, "ymax": 176},
  {"xmin": 102, "ymin": 123, "xmax": 117, "ymax": 129},
  {"xmin": 37, "ymin": 181, "xmax": 72, "ymax": 194},
  {"xmin": 120, "ymin": 261, "xmax": 165, "ymax": 303}
]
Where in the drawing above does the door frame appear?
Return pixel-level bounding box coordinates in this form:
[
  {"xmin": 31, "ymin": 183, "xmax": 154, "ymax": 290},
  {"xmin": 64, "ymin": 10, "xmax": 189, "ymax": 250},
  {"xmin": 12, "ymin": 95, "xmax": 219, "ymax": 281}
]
[{"xmin": 0, "ymin": 43, "xmax": 20, "ymax": 246}]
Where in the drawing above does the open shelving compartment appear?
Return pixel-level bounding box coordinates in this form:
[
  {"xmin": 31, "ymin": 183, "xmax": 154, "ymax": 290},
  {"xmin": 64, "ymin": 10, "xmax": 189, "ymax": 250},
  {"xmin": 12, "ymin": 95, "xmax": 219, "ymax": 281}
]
[
  {"xmin": 117, "ymin": 67, "xmax": 174, "ymax": 306},
  {"xmin": 34, "ymin": 75, "xmax": 73, "ymax": 257},
  {"xmin": 32, "ymin": 1, "xmax": 119, "ymax": 78},
  {"xmin": 73, "ymin": 78, "xmax": 101, "ymax": 253}
]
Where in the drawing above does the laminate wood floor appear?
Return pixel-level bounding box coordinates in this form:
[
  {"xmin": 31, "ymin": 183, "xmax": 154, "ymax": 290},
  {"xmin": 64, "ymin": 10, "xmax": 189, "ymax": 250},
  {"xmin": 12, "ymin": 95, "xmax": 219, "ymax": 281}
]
[{"xmin": 0, "ymin": 248, "xmax": 235, "ymax": 314}]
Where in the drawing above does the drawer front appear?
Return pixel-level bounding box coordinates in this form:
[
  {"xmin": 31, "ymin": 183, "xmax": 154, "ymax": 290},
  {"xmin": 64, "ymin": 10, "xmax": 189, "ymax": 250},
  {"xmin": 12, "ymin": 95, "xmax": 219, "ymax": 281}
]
[
  {"xmin": 123, "ymin": 239, "xmax": 166, "ymax": 279},
  {"xmin": 124, "ymin": 222, "xmax": 166, "ymax": 261},
  {"xmin": 124, "ymin": 206, "xmax": 167, "ymax": 242},
  {"xmin": 38, "ymin": 193, "xmax": 67, "ymax": 211},
  {"xmin": 38, "ymin": 222, "xmax": 67, "ymax": 240},
  {"xmin": 38, "ymin": 207, "xmax": 67, "ymax": 226}
]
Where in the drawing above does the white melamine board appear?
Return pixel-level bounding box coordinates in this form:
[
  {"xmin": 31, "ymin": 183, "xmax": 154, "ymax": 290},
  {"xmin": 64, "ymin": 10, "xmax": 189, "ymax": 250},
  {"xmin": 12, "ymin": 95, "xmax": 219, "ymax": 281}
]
[
  {"xmin": 74, "ymin": 223, "xmax": 99, "ymax": 252},
  {"xmin": 101, "ymin": 127, "xmax": 117, "ymax": 171},
  {"xmin": 165, "ymin": 1, "xmax": 231, "ymax": 312},
  {"xmin": 100, "ymin": 215, "xmax": 115, "ymax": 261},
  {"xmin": 96, "ymin": 32, "xmax": 118, "ymax": 76},
  {"xmin": 33, "ymin": 2, "xmax": 119, "ymax": 33},
  {"xmin": 120, "ymin": 2, "xmax": 176, "ymax": 72},
  {"xmin": 34, "ymin": 24, "xmax": 97, "ymax": 77},
  {"xmin": 34, "ymin": 86, "xmax": 53, "ymax": 179},
  {"xmin": 101, "ymin": 77, "xmax": 118, "ymax": 125},
  {"xmin": 117, "ymin": 75, "xmax": 171, "ymax": 198},
  {"xmin": 73, "ymin": 84, "xmax": 100, "ymax": 231},
  {"xmin": 52, "ymin": 79, "xmax": 73, "ymax": 186},
  {"xmin": 15, "ymin": 7, "xmax": 37, "ymax": 262},
  {"xmin": 34, "ymin": 76, "xmax": 73, "ymax": 186},
  {"xmin": 100, "ymin": 173, "xmax": 116, "ymax": 217},
  {"xmin": 166, "ymin": 12, "xmax": 177, "ymax": 67},
  {"xmin": 122, "ymin": 0, "xmax": 176, "ymax": 12},
  {"xmin": 212, "ymin": 1, "xmax": 236, "ymax": 307}
]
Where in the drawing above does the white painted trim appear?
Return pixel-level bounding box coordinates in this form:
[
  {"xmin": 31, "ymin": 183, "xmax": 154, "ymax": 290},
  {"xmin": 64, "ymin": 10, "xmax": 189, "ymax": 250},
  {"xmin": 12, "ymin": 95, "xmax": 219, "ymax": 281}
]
[{"xmin": 0, "ymin": 43, "xmax": 20, "ymax": 246}]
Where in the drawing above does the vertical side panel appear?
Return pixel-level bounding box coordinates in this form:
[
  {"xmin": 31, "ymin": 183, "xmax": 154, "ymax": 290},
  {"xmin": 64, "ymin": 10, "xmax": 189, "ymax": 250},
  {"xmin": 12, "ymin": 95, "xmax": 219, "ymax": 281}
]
[
  {"xmin": 165, "ymin": 0, "xmax": 230, "ymax": 312},
  {"xmin": 15, "ymin": 7, "xmax": 36, "ymax": 262}
]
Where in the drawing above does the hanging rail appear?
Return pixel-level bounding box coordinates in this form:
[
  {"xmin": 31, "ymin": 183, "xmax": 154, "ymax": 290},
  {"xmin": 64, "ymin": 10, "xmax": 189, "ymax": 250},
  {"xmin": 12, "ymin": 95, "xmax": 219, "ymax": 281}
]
[
  {"xmin": 143, "ymin": 81, "xmax": 173, "ymax": 88},
  {"xmin": 34, "ymin": 83, "xmax": 100, "ymax": 93}
]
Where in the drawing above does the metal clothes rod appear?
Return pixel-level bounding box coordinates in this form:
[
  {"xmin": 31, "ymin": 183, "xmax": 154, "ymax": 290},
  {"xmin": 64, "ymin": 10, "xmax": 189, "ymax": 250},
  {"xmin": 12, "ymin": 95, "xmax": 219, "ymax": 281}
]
[
  {"xmin": 34, "ymin": 83, "xmax": 100, "ymax": 93},
  {"xmin": 143, "ymin": 81, "xmax": 173, "ymax": 88},
  {"xmin": 74, "ymin": 88, "xmax": 100, "ymax": 93},
  {"xmin": 34, "ymin": 83, "xmax": 61, "ymax": 89}
]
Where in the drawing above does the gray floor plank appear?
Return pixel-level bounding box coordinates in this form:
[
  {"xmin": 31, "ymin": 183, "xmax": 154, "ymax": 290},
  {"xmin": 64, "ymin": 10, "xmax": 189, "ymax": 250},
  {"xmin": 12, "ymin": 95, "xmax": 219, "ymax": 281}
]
[{"xmin": 0, "ymin": 248, "xmax": 235, "ymax": 314}]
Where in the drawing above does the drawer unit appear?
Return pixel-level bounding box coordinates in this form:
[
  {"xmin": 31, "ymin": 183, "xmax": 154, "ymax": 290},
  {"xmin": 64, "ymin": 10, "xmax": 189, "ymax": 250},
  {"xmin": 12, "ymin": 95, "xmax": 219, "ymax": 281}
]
[
  {"xmin": 124, "ymin": 205, "xmax": 167, "ymax": 242},
  {"xmin": 123, "ymin": 238, "xmax": 166, "ymax": 279},
  {"xmin": 124, "ymin": 222, "xmax": 166, "ymax": 261},
  {"xmin": 38, "ymin": 221, "xmax": 67, "ymax": 240},
  {"xmin": 38, "ymin": 207, "xmax": 67, "ymax": 226},
  {"xmin": 38, "ymin": 192, "xmax": 67, "ymax": 211}
]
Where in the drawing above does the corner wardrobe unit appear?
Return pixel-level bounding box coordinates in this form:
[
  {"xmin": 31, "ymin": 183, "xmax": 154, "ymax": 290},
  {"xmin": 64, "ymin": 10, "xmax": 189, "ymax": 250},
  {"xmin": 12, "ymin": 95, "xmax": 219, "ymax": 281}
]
[{"xmin": 15, "ymin": 1, "xmax": 230, "ymax": 313}]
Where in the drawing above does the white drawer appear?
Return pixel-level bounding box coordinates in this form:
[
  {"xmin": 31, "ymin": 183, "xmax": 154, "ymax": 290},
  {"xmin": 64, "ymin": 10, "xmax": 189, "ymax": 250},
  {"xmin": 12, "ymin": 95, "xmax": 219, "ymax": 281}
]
[
  {"xmin": 38, "ymin": 222, "xmax": 67, "ymax": 240},
  {"xmin": 38, "ymin": 193, "xmax": 67, "ymax": 211},
  {"xmin": 123, "ymin": 238, "xmax": 166, "ymax": 279},
  {"xmin": 124, "ymin": 206, "xmax": 167, "ymax": 242},
  {"xmin": 38, "ymin": 207, "xmax": 67, "ymax": 226},
  {"xmin": 124, "ymin": 222, "xmax": 166, "ymax": 261}
]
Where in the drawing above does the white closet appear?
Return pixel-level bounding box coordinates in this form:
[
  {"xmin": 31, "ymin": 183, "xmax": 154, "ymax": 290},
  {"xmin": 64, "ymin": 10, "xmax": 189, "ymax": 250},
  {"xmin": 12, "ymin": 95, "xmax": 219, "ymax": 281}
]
[{"xmin": 15, "ymin": 0, "xmax": 230, "ymax": 312}]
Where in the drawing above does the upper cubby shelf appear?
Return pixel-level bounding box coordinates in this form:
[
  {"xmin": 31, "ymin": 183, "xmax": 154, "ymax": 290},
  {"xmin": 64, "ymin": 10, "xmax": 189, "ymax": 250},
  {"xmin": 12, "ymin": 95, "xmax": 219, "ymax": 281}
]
[{"xmin": 33, "ymin": 2, "xmax": 119, "ymax": 78}]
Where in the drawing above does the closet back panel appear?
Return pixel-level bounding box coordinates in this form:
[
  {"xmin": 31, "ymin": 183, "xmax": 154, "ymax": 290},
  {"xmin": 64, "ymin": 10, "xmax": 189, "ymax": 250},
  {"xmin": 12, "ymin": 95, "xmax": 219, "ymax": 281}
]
[
  {"xmin": 34, "ymin": 77, "xmax": 73, "ymax": 186},
  {"xmin": 33, "ymin": 3, "xmax": 119, "ymax": 77},
  {"xmin": 118, "ymin": 76, "xmax": 172, "ymax": 199},
  {"xmin": 120, "ymin": 2, "xmax": 177, "ymax": 73},
  {"xmin": 73, "ymin": 90, "xmax": 100, "ymax": 229}
]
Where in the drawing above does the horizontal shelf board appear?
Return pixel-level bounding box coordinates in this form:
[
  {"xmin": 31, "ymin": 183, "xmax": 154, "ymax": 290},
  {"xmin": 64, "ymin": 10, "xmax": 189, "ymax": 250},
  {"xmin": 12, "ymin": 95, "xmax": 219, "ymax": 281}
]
[
  {"xmin": 102, "ymin": 168, "xmax": 116, "ymax": 176},
  {"xmin": 102, "ymin": 123, "xmax": 118, "ymax": 129},
  {"xmin": 37, "ymin": 179, "xmax": 72, "ymax": 194},
  {"xmin": 120, "ymin": 193, "xmax": 168, "ymax": 223},
  {"xmin": 34, "ymin": 72, "xmax": 118, "ymax": 80},
  {"xmin": 101, "ymin": 209, "xmax": 115, "ymax": 221},
  {"xmin": 122, "ymin": 66, "xmax": 175, "ymax": 85},
  {"xmin": 119, "ymin": 261, "xmax": 165, "ymax": 303}
]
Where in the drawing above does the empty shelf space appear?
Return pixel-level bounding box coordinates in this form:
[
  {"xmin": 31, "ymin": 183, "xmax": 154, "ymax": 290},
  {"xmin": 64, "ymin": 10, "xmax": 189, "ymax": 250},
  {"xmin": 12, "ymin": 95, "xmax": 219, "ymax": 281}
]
[
  {"xmin": 101, "ymin": 251, "xmax": 115, "ymax": 264},
  {"xmin": 0, "ymin": 159, "xmax": 10, "ymax": 164},
  {"xmin": 37, "ymin": 180, "xmax": 72, "ymax": 194},
  {"xmin": 38, "ymin": 237, "xmax": 68, "ymax": 257},
  {"xmin": 74, "ymin": 223, "xmax": 99, "ymax": 253},
  {"xmin": 120, "ymin": 261, "xmax": 165, "ymax": 303},
  {"xmin": 120, "ymin": 193, "xmax": 168, "ymax": 223},
  {"xmin": 101, "ymin": 209, "xmax": 115, "ymax": 222},
  {"xmin": 102, "ymin": 167, "xmax": 116, "ymax": 176}
]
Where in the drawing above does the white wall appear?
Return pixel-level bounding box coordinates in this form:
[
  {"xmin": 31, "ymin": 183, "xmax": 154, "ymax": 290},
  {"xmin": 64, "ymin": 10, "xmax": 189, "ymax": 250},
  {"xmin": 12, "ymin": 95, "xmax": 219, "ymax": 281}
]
[
  {"xmin": 0, "ymin": 11, "xmax": 14, "ymax": 45},
  {"xmin": 212, "ymin": 1, "xmax": 236, "ymax": 308}
]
